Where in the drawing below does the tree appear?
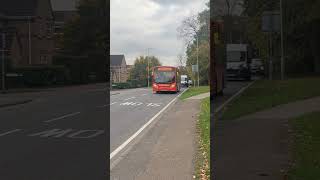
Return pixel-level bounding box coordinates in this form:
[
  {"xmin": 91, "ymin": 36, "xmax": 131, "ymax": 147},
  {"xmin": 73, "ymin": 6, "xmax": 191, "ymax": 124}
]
[
  {"xmin": 177, "ymin": 2, "xmax": 210, "ymax": 85},
  {"xmin": 243, "ymin": 0, "xmax": 320, "ymax": 74},
  {"xmin": 211, "ymin": 0, "xmax": 244, "ymax": 19},
  {"xmin": 61, "ymin": 0, "xmax": 107, "ymax": 55},
  {"xmin": 129, "ymin": 56, "xmax": 162, "ymax": 84}
]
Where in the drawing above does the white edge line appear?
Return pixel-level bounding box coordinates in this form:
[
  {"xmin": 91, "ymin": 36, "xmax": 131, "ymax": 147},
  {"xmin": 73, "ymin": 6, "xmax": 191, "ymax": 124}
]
[
  {"xmin": 44, "ymin": 112, "xmax": 81, "ymax": 123},
  {"xmin": 214, "ymin": 80, "xmax": 257, "ymax": 113},
  {"xmin": 110, "ymin": 88, "xmax": 188, "ymax": 160}
]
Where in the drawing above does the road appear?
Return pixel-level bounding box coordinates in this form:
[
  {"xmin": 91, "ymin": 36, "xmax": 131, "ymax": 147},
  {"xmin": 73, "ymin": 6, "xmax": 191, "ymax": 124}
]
[
  {"xmin": 110, "ymin": 87, "xmax": 185, "ymax": 164},
  {"xmin": 0, "ymin": 84, "xmax": 107, "ymax": 180}
]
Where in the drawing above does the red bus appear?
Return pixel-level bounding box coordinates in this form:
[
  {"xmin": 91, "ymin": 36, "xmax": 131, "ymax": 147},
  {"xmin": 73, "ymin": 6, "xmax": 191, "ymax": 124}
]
[{"xmin": 152, "ymin": 66, "xmax": 181, "ymax": 93}]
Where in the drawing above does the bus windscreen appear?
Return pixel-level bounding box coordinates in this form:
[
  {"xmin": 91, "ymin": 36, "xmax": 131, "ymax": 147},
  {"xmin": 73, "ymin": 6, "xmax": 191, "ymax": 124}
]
[{"xmin": 154, "ymin": 69, "xmax": 175, "ymax": 84}]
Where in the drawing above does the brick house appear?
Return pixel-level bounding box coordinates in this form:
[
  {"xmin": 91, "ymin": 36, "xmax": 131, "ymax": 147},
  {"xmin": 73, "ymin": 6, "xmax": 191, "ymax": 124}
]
[
  {"xmin": 0, "ymin": 0, "xmax": 55, "ymax": 68},
  {"xmin": 110, "ymin": 55, "xmax": 128, "ymax": 83},
  {"xmin": 51, "ymin": 0, "xmax": 79, "ymax": 52}
]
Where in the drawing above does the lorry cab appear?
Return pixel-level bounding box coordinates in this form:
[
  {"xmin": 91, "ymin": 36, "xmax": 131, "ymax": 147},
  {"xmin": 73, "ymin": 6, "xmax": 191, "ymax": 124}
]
[{"xmin": 226, "ymin": 44, "xmax": 252, "ymax": 80}]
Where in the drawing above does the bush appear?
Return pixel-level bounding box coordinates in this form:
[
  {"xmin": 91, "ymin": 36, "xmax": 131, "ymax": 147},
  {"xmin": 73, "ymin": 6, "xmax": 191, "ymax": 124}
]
[{"xmin": 15, "ymin": 66, "xmax": 69, "ymax": 86}]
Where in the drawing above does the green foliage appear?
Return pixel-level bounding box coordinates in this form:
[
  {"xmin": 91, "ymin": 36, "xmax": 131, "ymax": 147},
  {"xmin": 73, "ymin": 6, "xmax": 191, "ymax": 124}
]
[
  {"xmin": 61, "ymin": 0, "xmax": 107, "ymax": 55},
  {"xmin": 289, "ymin": 111, "xmax": 320, "ymax": 180},
  {"xmin": 242, "ymin": 0, "xmax": 320, "ymax": 74},
  {"xmin": 179, "ymin": 86, "xmax": 210, "ymax": 100},
  {"xmin": 186, "ymin": 41, "xmax": 210, "ymax": 85},
  {"xmin": 195, "ymin": 97, "xmax": 210, "ymax": 179},
  {"xmin": 129, "ymin": 56, "xmax": 162, "ymax": 83},
  {"xmin": 184, "ymin": 2, "xmax": 210, "ymax": 85},
  {"xmin": 221, "ymin": 77, "xmax": 320, "ymax": 120},
  {"xmin": 14, "ymin": 66, "xmax": 69, "ymax": 86}
]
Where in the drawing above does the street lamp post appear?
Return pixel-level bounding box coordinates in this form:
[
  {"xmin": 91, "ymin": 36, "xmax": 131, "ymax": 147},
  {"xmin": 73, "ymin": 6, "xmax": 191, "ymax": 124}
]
[
  {"xmin": 196, "ymin": 34, "xmax": 199, "ymax": 87},
  {"xmin": 280, "ymin": 0, "xmax": 285, "ymax": 80}
]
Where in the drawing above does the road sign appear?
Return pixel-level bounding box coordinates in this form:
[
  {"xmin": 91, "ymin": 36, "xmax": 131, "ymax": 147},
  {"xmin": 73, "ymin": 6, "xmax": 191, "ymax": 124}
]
[
  {"xmin": 262, "ymin": 11, "xmax": 280, "ymax": 32},
  {"xmin": 192, "ymin": 65, "xmax": 198, "ymax": 72}
]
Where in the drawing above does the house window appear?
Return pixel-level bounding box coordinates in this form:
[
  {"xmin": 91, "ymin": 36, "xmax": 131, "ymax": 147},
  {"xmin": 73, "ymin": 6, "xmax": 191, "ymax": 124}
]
[{"xmin": 40, "ymin": 55, "xmax": 48, "ymax": 64}]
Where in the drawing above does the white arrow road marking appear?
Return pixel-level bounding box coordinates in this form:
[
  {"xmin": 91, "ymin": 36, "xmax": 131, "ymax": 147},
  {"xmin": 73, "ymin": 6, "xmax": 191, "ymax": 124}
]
[
  {"xmin": 146, "ymin": 103, "xmax": 162, "ymax": 107},
  {"xmin": 124, "ymin": 97, "xmax": 136, "ymax": 101},
  {"xmin": 44, "ymin": 112, "xmax": 81, "ymax": 123},
  {"xmin": 120, "ymin": 102, "xmax": 143, "ymax": 106}
]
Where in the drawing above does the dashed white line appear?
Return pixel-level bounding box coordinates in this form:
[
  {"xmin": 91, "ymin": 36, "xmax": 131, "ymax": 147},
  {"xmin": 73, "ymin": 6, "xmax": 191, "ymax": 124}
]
[
  {"xmin": 44, "ymin": 112, "xmax": 81, "ymax": 123},
  {"xmin": 124, "ymin": 97, "xmax": 136, "ymax": 101},
  {"xmin": 110, "ymin": 102, "xmax": 117, "ymax": 105}
]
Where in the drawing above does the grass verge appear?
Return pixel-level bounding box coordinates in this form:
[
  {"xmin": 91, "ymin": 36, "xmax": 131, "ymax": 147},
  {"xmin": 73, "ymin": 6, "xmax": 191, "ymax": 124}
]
[
  {"xmin": 179, "ymin": 86, "xmax": 209, "ymax": 100},
  {"xmin": 221, "ymin": 77, "xmax": 320, "ymax": 120},
  {"xmin": 195, "ymin": 97, "xmax": 210, "ymax": 180},
  {"xmin": 288, "ymin": 111, "xmax": 320, "ymax": 180}
]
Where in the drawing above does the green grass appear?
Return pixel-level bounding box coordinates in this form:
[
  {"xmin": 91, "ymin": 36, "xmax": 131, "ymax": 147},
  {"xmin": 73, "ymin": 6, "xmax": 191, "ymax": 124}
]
[
  {"xmin": 195, "ymin": 97, "xmax": 210, "ymax": 179},
  {"xmin": 288, "ymin": 111, "xmax": 320, "ymax": 180},
  {"xmin": 179, "ymin": 86, "xmax": 209, "ymax": 100},
  {"xmin": 221, "ymin": 77, "xmax": 320, "ymax": 120}
]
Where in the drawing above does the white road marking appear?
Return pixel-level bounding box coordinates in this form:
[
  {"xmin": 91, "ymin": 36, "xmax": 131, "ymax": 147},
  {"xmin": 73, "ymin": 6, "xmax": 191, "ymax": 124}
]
[
  {"xmin": 29, "ymin": 129, "xmax": 74, "ymax": 137},
  {"xmin": 124, "ymin": 97, "xmax": 136, "ymax": 101},
  {"xmin": 215, "ymin": 81, "xmax": 256, "ymax": 113},
  {"xmin": 146, "ymin": 103, "xmax": 162, "ymax": 107},
  {"xmin": 68, "ymin": 130, "xmax": 105, "ymax": 138},
  {"xmin": 110, "ymin": 102, "xmax": 117, "ymax": 105},
  {"xmin": 110, "ymin": 88, "xmax": 188, "ymax": 160},
  {"xmin": 44, "ymin": 112, "xmax": 81, "ymax": 123},
  {"xmin": 120, "ymin": 102, "xmax": 143, "ymax": 106},
  {"xmin": 0, "ymin": 129, "xmax": 22, "ymax": 137},
  {"xmin": 141, "ymin": 94, "xmax": 147, "ymax": 96}
]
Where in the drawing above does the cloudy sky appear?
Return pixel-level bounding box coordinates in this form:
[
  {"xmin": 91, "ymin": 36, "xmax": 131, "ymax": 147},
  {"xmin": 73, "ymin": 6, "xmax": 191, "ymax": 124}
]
[{"xmin": 111, "ymin": 0, "xmax": 208, "ymax": 66}]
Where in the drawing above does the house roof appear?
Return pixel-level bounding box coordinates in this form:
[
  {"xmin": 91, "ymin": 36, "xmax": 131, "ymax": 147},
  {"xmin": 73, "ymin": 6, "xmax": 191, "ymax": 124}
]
[
  {"xmin": 0, "ymin": 0, "xmax": 38, "ymax": 16},
  {"xmin": 110, "ymin": 55, "xmax": 126, "ymax": 66}
]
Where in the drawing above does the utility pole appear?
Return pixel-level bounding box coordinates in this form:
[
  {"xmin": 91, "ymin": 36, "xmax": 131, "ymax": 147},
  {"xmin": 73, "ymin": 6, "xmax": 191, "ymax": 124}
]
[
  {"xmin": 28, "ymin": 16, "xmax": 32, "ymax": 65},
  {"xmin": 196, "ymin": 35, "xmax": 199, "ymax": 87},
  {"xmin": 147, "ymin": 48, "xmax": 149, "ymax": 88},
  {"xmin": 1, "ymin": 32, "xmax": 5, "ymax": 93},
  {"xmin": 280, "ymin": 0, "xmax": 285, "ymax": 80}
]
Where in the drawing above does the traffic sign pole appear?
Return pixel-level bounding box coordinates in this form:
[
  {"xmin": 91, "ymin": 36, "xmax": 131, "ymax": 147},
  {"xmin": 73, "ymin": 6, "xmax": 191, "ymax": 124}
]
[{"xmin": 1, "ymin": 33, "xmax": 5, "ymax": 93}]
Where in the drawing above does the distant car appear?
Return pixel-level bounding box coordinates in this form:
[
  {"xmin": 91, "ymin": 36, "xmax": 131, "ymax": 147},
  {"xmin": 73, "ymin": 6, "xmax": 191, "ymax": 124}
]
[
  {"xmin": 250, "ymin": 58, "xmax": 264, "ymax": 75},
  {"xmin": 188, "ymin": 79, "xmax": 192, "ymax": 86}
]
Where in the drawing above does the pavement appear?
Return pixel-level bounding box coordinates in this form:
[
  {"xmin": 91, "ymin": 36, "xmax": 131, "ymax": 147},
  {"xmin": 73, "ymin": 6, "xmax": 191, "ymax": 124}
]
[
  {"xmin": 0, "ymin": 83, "xmax": 108, "ymax": 180},
  {"xmin": 213, "ymin": 93, "xmax": 320, "ymax": 179},
  {"xmin": 187, "ymin": 92, "xmax": 210, "ymax": 100},
  {"xmin": 111, "ymin": 92, "xmax": 200, "ymax": 179}
]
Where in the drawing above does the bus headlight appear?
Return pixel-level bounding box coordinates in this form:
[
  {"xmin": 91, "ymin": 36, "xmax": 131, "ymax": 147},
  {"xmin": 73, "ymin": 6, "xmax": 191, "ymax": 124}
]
[
  {"xmin": 153, "ymin": 84, "xmax": 158, "ymax": 88},
  {"xmin": 170, "ymin": 84, "xmax": 176, "ymax": 88}
]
